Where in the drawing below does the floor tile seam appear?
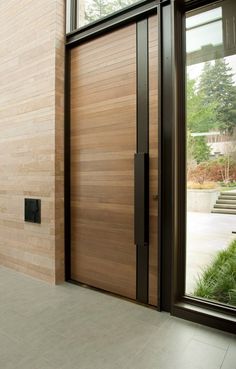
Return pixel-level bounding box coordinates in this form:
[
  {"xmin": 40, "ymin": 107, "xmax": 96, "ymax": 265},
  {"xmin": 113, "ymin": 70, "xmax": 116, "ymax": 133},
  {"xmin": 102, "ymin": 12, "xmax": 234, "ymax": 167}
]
[
  {"xmin": 190, "ymin": 337, "xmax": 229, "ymax": 352},
  {"xmin": 220, "ymin": 345, "xmax": 230, "ymax": 369}
]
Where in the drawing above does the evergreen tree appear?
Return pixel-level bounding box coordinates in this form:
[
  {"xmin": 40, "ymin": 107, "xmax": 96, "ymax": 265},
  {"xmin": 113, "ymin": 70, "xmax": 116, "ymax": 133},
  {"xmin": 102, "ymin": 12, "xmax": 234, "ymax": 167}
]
[
  {"xmin": 187, "ymin": 76, "xmax": 218, "ymax": 133},
  {"xmin": 186, "ymin": 76, "xmax": 214, "ymax": 163},
  {"xmin": 199, "ymin": 59, "xmax": 236, "ymax": 134},
  {"xmin": 192, "ymin": 136, "xmax": 211, "ymax": 164}
]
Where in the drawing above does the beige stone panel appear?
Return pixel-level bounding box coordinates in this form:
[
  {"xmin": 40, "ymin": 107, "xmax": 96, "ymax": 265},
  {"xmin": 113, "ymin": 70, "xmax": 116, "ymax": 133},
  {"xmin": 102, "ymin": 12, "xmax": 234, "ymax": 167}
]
[{"xmin": 0, "ymin": 0, "xmax": 65, "ymax": 283}]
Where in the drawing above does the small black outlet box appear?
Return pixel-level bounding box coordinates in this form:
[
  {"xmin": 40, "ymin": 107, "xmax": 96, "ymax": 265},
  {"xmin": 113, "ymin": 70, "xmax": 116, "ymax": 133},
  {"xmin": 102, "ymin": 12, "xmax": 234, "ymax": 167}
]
[{"xmin": 24, "ymin": 199, "xmax": 41, "ymax": 224}]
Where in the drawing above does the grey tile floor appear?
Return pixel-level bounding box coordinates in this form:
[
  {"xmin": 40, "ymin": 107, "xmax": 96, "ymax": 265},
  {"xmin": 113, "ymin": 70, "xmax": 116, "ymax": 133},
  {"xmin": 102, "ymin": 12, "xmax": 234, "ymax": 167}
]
[{"xmin": 0, "ymin": 266, "xmax": 235, "ymax": 369}]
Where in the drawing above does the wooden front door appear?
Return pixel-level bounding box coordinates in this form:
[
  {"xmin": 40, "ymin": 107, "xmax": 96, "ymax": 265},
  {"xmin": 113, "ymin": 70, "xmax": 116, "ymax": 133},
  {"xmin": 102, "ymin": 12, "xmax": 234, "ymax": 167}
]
[{"xmin": 69, "ymin": 15, "xmax": 158, "ymax": 305}]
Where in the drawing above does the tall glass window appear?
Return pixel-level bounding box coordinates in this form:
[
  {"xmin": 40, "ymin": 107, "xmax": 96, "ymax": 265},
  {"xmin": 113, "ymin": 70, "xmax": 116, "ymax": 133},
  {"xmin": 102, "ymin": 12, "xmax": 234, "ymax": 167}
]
[{"xmin": 185, "ymin": 0, "xmax": 236, "ymax": 307}]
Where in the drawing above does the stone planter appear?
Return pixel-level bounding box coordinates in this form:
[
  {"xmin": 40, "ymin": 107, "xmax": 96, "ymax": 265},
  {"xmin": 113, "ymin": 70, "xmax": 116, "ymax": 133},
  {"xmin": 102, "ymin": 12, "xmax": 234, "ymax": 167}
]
[{"xmin": 187, "ymin": 189, "xmax": 219, "ymax": 213}]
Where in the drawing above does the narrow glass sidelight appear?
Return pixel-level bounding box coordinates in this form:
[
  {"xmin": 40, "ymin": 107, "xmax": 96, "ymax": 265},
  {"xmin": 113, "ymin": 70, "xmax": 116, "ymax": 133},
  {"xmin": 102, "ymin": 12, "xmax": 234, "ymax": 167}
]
[{"xmin": 185, "ymin": 0, "xmax": 236, "ymax": 308}]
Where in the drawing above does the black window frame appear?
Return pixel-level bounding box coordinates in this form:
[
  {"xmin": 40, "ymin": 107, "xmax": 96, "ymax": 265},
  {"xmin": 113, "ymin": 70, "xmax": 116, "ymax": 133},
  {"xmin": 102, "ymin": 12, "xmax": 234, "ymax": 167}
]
[
  {"xmin": 66, "ymin": 0, "xmax": 160, "ymax": 34},
  {"xmin": 161, "ymin": 0, "xmax": 236, "ymax": 333}
]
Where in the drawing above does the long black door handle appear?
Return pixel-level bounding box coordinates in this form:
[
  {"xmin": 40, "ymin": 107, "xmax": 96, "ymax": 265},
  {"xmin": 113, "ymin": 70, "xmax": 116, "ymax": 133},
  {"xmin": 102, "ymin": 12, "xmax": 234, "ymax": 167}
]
[{"xmin": 134, "ymin": 152, "xmax": 149, "ymax": 246}]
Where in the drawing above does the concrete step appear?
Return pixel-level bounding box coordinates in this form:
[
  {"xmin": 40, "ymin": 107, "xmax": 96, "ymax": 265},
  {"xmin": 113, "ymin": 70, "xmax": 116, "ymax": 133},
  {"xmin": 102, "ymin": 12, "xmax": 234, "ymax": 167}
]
[
  {"xmin": 214, "ymin": 204, "xmax": 236, "ymax": 209},
  {"xmin": 216, "ymin": 199, "xmax": 236, "ymax": 205},
  {"xmin": 220, "ymin": 192, "xmax": 236, "ymax": 196},
  {"xmin": 218, "ymin": 196, "xmax": 236, "ymax": 201},
  {"xmin": 212, "ymin": 208, "xmax": 236, "ymax": 215}
]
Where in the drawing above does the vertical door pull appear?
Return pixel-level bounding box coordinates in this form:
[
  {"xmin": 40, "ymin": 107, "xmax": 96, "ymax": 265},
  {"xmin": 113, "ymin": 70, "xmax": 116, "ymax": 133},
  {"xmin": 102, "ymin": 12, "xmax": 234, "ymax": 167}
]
[{"xmin": 134, "ymin": 152, "xmax": 149, "ymax": 246}]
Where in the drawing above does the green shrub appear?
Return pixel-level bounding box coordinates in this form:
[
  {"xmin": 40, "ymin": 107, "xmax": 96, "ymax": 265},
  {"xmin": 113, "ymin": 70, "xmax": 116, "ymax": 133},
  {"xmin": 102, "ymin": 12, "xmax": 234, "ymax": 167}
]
[
  {"xmin": 193, "ymin": 239, "xmax": 236, "ymax": 306},
  {"xmin": 187, "ymin": 157, "xmax": 236, "ymax": 184}
]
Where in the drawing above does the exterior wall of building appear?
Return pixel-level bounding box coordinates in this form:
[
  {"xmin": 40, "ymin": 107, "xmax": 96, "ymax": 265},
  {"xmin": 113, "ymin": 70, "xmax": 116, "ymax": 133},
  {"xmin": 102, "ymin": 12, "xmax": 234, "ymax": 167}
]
[{"xmin": 0, "ymin": 0, "xmax": 65, "ymax": 283}]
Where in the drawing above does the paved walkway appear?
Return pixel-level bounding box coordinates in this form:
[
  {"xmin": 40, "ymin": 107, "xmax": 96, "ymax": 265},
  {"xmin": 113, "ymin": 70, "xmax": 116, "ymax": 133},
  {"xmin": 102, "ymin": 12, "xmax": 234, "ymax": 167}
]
[{"xmin": 186, "ymin": 212, "xmax": 236, "ymax": 293}]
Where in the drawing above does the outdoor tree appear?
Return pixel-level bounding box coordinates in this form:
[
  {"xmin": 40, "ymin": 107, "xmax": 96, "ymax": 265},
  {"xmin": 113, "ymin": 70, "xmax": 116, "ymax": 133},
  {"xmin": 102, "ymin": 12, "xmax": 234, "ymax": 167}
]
[
  {"xmin": 199, "ymin": 59, "xmax": 236, "ymax": 134},
  {"xmin": 219, "ymin": 132, "xmax": 236, "ymax": 183},
  {"xmin": 186, "ymin": 59, "xmax": 236, "ymax": 167},
  {"xmin": 84, "ymin": 0, "xmax": 137, "ymax": 22},
  {"xmin": 186, "ymin": 76, "xmax": 213, "ymax": 164},
  {"xmin": 191, "ymin": 136, "xmax": 211, "ymax": 164},
  {"xmin": 187, "ymin": 76, "xmax": 218, "ymax": 133}
]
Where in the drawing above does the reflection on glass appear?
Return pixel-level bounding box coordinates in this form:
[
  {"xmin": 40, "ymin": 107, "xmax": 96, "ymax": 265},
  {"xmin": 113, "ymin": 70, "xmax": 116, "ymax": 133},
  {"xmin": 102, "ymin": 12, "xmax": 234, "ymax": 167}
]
[
  {"xmin": 77, "ymin": 0, "xmax": 141, "ymax": 28},
  {"xmin": 186, "ymin": 7, "xmax": 222, "ymax": 29},
  {"xmin": 185, "ymin": 3, "xmax": 236, "ymax": 307},
  {"xmin": 186, "ymin": 21, "xmax": 223, "ymax": 53}
]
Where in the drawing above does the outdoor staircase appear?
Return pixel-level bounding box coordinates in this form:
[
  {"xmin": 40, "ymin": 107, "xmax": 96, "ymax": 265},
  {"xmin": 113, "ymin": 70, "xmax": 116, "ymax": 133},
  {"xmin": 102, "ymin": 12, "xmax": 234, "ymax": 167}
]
[{"xmin": 212, "ymin": 191, "xmax": 236, "ymax": 215}]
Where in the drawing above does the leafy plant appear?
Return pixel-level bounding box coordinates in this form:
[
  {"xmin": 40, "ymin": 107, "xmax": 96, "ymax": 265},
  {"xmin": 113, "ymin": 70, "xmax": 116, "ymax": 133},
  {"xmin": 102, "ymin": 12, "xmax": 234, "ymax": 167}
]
[
  {"xmin": 220, "ymin": 181, "xmax": 236, "ymax": 188},
  {"xmin": 193, "ymin": 240, "xmax": 236, "ymax": 306},
  {"xmin": 217, "ymin": 155, "xmax": 234, "ymax": 183}
]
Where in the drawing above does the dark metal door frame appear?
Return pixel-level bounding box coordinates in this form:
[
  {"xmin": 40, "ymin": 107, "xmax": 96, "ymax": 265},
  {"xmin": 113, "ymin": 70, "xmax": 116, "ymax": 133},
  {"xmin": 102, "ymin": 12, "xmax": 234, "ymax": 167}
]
[
  {"xmin": 64, "ymin": 0, "xmax": 236, "ymax": 333},
  {"xmin": 64, "ymin": 0, "xmax": 162, "ymax": 306}
]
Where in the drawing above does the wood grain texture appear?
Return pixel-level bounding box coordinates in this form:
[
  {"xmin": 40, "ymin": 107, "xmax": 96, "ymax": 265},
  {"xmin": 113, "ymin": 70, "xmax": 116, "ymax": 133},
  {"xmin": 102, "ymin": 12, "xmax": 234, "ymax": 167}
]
[
  {"xmin": 0, "ymin": 0, "xmax": 65, "ymax": 283},
  {"xmin": 70, "ymin": 24, "xmax": 136, "ymax": 299},
  {"xmin": 148, "ymin": 15, "xmax": 159, "ymax": 306}
]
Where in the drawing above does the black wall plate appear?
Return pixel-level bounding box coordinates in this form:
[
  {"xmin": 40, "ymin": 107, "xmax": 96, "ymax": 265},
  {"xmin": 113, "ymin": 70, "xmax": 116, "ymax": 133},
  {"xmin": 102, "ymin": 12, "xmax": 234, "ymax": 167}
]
[{"xmin": 24, "ymin": 199, "xmax": 41, "ymax": 224}]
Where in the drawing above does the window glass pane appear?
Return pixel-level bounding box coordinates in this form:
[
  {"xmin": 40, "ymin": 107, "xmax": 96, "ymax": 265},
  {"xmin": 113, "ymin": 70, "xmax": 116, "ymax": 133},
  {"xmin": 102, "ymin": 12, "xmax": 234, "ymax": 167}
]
[
  {"xmin": 66, "ymin": 0, "xmax": 71, "ymax": 33},
  {"xmin": 77, "ymin": 0, "xmax": 141, "ymax": 28},
  {"xmin": 186, "ymin": 7, "xmax": 222, "ymax": 29},
  {"xmin": 186, "ymin": 21, "xmax": 223, "ymax": 53},
  {"xmin": 185, "ymin": 1, "xmax": 236, "ymax": 308}
]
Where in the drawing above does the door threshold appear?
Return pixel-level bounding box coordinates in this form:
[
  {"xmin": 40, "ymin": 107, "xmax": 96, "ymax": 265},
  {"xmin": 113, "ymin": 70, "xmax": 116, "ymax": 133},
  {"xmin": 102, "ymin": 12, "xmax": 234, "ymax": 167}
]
[{"xmin": 67, "ymin": 278, "xmax": 159, "ymax": 311}]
